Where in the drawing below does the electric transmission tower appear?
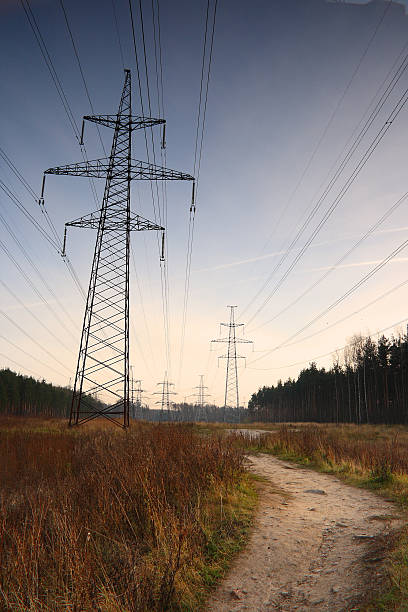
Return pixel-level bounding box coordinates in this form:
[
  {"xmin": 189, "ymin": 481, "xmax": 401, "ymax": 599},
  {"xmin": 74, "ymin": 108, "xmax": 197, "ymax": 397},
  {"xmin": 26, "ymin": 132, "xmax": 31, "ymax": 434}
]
[
  {"xmin": 154, "ymin": 372, "xmax": 177, "ymax": 419},
  {"xmin": 130, "ymin": 366, "xmax": 146, "ymax": 418},
  {"xmin": 211, "ymin": 306, "xmax": 253, "ymax": 419},
  {"xmin": 134, "ymin": 379, "xmax": 144, "ymax": 407},
  {"xmin": 192, "ymin": 374, "xmax": 211, "ymax": 420},
  {"xmin": 41, "ymin": 70, "xmax": 194, "ymax": 427}
]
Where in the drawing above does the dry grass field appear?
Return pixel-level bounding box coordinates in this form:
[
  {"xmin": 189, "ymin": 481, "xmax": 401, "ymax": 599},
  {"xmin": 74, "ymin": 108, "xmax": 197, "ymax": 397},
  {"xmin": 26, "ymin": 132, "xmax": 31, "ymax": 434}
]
[{"xmin": 0, "ymin": 418, "xmax": 256, "ymax": 611}]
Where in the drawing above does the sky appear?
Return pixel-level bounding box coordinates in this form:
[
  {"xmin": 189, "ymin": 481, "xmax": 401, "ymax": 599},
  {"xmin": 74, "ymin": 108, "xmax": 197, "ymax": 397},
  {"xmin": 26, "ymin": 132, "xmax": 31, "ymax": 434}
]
[{"xmin": 2, "ymin": 0, "xmax": 408, "ymax": 408}]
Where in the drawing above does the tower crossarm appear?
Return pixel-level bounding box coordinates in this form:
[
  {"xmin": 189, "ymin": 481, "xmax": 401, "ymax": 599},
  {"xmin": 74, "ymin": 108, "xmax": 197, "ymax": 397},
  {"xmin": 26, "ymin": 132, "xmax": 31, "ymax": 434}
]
[
  {"xmin": 66, "ymin": 210, "xmax": 164, "ymax": 232},
  {"xmin": 211, "ymin": 337, "xmax": 253, "ymax": 344},
  {"xmin": 83, "ymin": 114, "xmax": 165, "ymax": 131},
  {"xmin": 220, "ymin": 322, "xmax": 244, "ymax": 328},
  {"xmin": 45, "ymin": 159, "xmax": 194, "ymax": 181}
]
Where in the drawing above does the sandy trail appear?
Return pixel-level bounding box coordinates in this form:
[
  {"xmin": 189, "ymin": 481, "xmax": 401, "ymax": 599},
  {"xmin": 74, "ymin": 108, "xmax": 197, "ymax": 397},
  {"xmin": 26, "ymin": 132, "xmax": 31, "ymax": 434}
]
[{"xmin": 207, "ymin": 454, "xmax": 402, "ymax": 611}]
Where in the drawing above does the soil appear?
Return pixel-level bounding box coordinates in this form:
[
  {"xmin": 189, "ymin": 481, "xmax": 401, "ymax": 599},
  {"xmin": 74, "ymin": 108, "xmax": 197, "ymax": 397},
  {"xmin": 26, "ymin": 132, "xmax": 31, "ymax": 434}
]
[{"xmin": 207, "ymin": 454, "xmax": 403, "ymax": 611}]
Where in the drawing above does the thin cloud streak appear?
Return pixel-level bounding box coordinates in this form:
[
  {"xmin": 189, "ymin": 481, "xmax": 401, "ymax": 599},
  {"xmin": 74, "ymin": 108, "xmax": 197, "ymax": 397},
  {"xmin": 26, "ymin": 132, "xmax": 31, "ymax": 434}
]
[
  {"xmin": 308, "ymin": 257, "xmax": 408, "ymax": 273},
  {"xmin": 197, "ymin": 226, "xmax": 408, "ymax": 274}
]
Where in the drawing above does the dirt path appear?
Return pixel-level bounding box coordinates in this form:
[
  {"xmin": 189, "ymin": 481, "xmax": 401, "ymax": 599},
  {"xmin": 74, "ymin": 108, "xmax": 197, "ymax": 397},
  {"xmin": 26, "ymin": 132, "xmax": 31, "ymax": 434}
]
[{"xmin": 207, "ymin": 454, "xmax": 403, "ymax": 611}]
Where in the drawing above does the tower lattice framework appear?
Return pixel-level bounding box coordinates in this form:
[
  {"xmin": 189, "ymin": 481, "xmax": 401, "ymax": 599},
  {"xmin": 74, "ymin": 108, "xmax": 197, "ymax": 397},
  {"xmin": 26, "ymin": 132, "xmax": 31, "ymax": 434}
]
[
  {"xmin": 192, "ymin": 374, "xmax": 210, "ymax": 419},
  {"xmin": 154, "ymin": 372, "xmax": 177, "ymax": 418},
  {"xmin": 211, "ymin": 306, "xmax": 253, "ymax": 415},
  {"xmin": 43, "ymin": 70, "xmax": 194, "ymax": 427}
]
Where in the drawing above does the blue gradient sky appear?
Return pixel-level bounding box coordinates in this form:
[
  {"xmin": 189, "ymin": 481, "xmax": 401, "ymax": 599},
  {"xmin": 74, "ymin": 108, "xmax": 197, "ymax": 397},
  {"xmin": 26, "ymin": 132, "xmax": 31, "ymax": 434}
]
[{"xmin": 2, "ymin": 0, "xmax": 408, "ymax": 406}]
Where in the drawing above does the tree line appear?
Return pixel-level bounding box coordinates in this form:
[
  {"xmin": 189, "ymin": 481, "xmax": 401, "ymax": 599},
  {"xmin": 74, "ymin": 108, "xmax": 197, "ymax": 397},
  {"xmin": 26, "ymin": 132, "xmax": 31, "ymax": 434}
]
[
  {"xmin": 131, "ymin": 401, "xmax": 246, "ymax": 423},
  {"xmin": 0, "ymin": 369, "xmax": 102, "ymax": 418},
  {"xmin": 0, "ymin": 369, "xmax": 247, "ymax": 422},
  {"xmin": 248, "ymin": 331, "xmax": 408, "ymax": 424}
]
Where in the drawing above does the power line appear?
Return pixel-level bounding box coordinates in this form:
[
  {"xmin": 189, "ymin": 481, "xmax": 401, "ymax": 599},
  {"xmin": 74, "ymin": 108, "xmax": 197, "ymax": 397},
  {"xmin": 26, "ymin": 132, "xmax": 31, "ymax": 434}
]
[
  {"xmin": 0, "ymin": 276, "xmax": 74, "ymax": 352},
  {"xmin": 253, "ymin": 273, "xmax": 408, "ymax": 355},
  {"xmin": 241, "ymin": 44, "xmax": 408, "ymax": 323},
  {"xmin": 21, "ymin": 0, "xmax": 100, "ymax": 206},
  {"xmin": 151, "ymin": 0, "xmax": 164, "ymax": 120},
  {"xmin": 178, "ymin": 0, "xmax": 218, "ymax": 386},
  {"xmin": 59, "ymin": 0, "xmax": 107, "ymax": 156},
  {"xmin": 128, "ymin": 0, "xmax": 171, "ymax": 378},
  {"xmin": 138, "ymin": 0, "xmax": 173, "ymax": 378},
  {"xmin": 178, "ymin": 0, "xmax": 211, "ymax": 385},
  {"xmin": 195, "ymin": 0, "xmax": 217, "ymax": 191},
  {"xmin": 130, "ymin": 242, "xmax": 156, "ymax": 370},
  {"xmin": 0, "ymin": 145, "xmax": 86, "ymax": 301},
  {"xmin": 0, "ymin": 353, "xmax": 44, "ymax": 380},
  {"xmin": 152, "ymin": 0, "xmax": 173, "ymax": 382},
  {"xmin": 0, "ymin": 203, "xmax": 78, "ymax": 333},
  {"xmin": 252, "ymin": 0, "xmax": 393, "ymax": 262},
  {"xmin": 0, "ymin": 179, "xmax": 59, "ymax": 251},
  {"xmin": 0, "ymin": 310, "xmax": 72, "ymax": 373},
  {"xmin": 0, "ymin": 148, "xmax": 86, "ymax": 299},
  {"xmin": 193, "ymin": 0, "xmax": 210, "ymax": 178},
  {"xmin": 140, "ymin": 0, "xmax": 171, "ymax": 372},
  {"xmin": 244, "ymin": 68, "xmax": 408, "ymax": 328},
  {"xmin": 0, "ymin": 238, "xmax": 76, "ymax": 340},
  {"xmin": 249, "ymin": 234, "xmax": 408, "ymax": 365},
  {"xmin": 25, "ymin": 0, "xmax": 166, "ymax": 365},
  {"xmin": 248, "ymin": 315, "xmax": 408, "ymax": 373},
  {"xmin": 111, "ymin": 0, "xmax": 125, "ymax": 70},
  {"xmin": 251, "ymin": 189, "xmax": 408, "ymax": 332},
  {"xmin": 0, "ymin": 335, "xmax": 68, "ymax": 379},
  {"xmin": 283, "ymin": 275, "xmax": 408, "ymax": 350},
  {"xmin": 20, "ymin": 0, "xmax": 80, "ymax": 139}
]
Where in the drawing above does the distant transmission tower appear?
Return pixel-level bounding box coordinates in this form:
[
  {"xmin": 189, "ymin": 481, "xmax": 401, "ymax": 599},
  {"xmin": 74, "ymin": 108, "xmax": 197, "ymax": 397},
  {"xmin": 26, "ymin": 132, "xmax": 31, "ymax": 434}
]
[
  {"xmin": 211, "ymin": 306, "xmax": 253, "ymax": 418},
  {"xmin": 135, "ymin": 379, "xmax": 144, "ymax": 407},
  {"xmin": 42, "ymin": 70, "xmax": 194, "ymax": 427},
  {"xmin": 192, "ymin": 374, "xmax": 211, "ymax": 420},
  {"xmin": 154, "ymin": 372, "xmax": 177, "ymax": 418},
  {"xmin": 130, "ymin": 366, "xmax": 145, "ymax": 418}
]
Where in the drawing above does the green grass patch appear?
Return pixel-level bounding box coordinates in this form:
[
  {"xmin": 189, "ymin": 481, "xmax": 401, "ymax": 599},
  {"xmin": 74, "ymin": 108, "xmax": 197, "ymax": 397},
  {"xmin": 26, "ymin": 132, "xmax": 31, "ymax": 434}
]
[{"xmin": 176, "ymin": 473, "xmax": 258, "ymax": 611}]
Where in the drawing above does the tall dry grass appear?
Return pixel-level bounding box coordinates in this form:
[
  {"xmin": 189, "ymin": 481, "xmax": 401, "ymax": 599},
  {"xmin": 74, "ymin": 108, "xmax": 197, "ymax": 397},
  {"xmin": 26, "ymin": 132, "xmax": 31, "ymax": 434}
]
[
  {"xmin": 0, "ymin": 420, "xmax": 246, "ymax": 611},
  {"xmin": 231, "ymin": 424, "xmax": 408, "ymax": 480}
]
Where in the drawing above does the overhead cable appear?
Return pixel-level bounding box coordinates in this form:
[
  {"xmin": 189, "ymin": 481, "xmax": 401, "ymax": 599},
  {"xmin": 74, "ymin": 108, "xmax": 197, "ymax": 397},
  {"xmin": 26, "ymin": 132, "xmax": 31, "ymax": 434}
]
[
  {"xmin": 244, "ymin": 69, "xmax": 408, "ymax": 328},
  {"xmin": 241, "ymin": 46, "xmax": 408, "ymax": 324},
  {"xmin": 249, "ymin": 234, "xmax": 408, "ymax": 365}
]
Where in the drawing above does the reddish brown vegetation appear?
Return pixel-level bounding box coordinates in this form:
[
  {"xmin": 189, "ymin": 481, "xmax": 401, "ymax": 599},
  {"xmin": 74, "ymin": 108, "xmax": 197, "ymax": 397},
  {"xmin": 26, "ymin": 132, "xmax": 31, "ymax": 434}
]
[
  {"xmin": 230, "ymin": 424, "xmax": 408, "ymax": 482},
  {"xmin": 0, "ymin": 420, "xmax": 245, "ymax": 611}
]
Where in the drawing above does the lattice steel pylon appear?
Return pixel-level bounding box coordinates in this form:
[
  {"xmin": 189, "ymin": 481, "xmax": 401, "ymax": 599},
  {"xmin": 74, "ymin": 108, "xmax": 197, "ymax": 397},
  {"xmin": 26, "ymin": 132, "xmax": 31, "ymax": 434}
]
[
  {"xmin": 42, "ymin": 70, "xmax": 194, "ymax": 427},
  {"xmin": 154, "ymin": 372, "xmax": 177, "ymax": 418},
  {"xmin": 192, "ymin": 374, "xmax": 211, "ymax": 419},
  {"xmin": 211, "ymin": 306, "xmax": 253, "ymax": 417},
  {"xmin": 130, "ymin": 366, "xmax": 145, "ymax": 418}
]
